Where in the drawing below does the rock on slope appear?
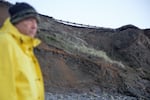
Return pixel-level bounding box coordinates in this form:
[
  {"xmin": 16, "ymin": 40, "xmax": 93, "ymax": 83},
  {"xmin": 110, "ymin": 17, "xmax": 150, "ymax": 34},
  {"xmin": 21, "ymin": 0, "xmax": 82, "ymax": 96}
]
[{"xmin": 36, "ymin": 15, "xmax": 150, "ymax": 100}]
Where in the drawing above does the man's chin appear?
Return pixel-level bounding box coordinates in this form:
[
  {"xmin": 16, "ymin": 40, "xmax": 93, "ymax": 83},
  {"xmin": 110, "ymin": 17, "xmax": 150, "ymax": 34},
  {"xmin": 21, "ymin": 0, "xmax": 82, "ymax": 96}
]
[{"xmin": 29, "ymin": 32, "xmax": 36, "ymax": 38}]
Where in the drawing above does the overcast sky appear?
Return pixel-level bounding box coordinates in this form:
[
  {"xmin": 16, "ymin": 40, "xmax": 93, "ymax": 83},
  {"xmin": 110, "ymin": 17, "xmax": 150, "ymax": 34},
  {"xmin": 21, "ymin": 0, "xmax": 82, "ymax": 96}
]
[{"xmin": 9, "ymin": 0, "xmax": 150, "ymax": 29}]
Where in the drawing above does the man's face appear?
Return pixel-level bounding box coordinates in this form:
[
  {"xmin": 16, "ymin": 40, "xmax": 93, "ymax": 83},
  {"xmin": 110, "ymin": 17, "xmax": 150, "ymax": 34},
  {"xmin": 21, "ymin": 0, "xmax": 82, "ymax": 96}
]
[{"xmin": 15, "ymin": 17, "xmax": 38, "ymax": 38}]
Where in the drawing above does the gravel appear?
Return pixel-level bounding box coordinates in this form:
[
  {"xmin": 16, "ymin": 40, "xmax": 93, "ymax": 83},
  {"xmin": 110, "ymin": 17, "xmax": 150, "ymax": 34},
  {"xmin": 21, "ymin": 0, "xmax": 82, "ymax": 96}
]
[{"xmin": 45, "ymin": 92, "xmax": 137, "ymax": 100}]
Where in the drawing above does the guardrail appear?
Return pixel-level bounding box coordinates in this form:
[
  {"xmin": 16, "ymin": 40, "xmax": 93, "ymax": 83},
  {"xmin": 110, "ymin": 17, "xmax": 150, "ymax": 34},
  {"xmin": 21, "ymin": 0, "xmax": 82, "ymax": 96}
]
[{"xmin": 55, "ymin": 19, "xmax": 101, "ymax": 29}]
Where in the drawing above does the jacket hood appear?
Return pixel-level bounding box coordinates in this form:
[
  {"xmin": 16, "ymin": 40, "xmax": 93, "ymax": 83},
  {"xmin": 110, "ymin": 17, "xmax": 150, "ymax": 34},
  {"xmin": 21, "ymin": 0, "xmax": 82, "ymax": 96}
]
[{"xmin": 1, "ymin": 18, "xmax": 41, "ymax": 48}]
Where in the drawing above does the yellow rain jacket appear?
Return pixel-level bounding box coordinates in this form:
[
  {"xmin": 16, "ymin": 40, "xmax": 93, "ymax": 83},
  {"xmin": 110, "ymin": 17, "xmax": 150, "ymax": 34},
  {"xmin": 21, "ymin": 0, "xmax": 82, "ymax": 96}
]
[{"xmin": 0, "ymin": 18, "xmax": 44, "ymax": 100}]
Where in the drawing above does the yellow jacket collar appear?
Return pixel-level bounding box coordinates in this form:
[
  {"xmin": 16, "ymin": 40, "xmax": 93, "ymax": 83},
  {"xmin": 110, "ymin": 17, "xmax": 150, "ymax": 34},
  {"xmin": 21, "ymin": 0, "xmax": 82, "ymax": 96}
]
[{"xmin": 2, "ymin": 18, "xmax": 41, "ymax": 48}]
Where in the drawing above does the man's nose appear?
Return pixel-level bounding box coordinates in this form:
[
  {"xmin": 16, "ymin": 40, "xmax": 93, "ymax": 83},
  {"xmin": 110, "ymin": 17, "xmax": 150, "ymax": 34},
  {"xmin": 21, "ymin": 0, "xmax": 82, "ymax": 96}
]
[{"xmin": 31, "ymin": 20, "xmax": 37, "ymax": 29}]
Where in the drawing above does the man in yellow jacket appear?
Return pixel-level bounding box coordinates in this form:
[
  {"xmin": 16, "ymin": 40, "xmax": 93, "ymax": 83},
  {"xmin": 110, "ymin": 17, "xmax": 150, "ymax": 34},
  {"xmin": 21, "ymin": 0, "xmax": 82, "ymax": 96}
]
[{"xmin": 0, "ymin": 2, "xmax": 44, "ymax": 100}]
